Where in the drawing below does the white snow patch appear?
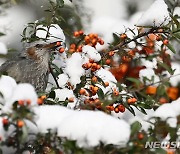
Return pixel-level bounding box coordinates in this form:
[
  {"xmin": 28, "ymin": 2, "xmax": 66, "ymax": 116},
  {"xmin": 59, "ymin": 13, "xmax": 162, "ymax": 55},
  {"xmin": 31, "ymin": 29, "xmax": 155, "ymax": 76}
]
[
  {"xmin": 137, "ymin": 0, "xmax": 170, "ymax": 26},
  {"xmin": 55, "ymin": 88, "xmax": 75, "ymax": 101},
  {"xmin": 0, "ymin": 42, "xmax": 7, "ymax": 55},
  {"xmin": 64, "ymin": 53, "xmax": 85, "ymax": 86},
  {"xmin": 57, "ymin": 74, "xmax": 69, "ymax": 88},
  {"xmin": 139, "ymin": 68, "xmax": 160, "ymax": 84},
  {"xmin": 36, "ymin": 24, "xmax": 65, "ymax": 43},
  {"xmin": 82, "ymin": 45, "xmax": 101, "ymax": 62}
]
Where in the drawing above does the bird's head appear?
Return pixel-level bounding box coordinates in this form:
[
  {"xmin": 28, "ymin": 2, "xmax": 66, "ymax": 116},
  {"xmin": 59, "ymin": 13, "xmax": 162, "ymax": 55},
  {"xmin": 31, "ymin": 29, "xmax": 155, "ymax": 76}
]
[{"xmin": 26, "ymin": 42, "xmax": 61, "ymax": 61}]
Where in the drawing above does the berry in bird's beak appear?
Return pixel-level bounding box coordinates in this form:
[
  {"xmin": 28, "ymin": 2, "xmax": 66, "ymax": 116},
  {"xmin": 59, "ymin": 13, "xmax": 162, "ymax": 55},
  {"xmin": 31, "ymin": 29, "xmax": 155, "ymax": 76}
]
[{"xmin": 44, "ymin": 41, "xmax": 62, "ymax": 50}]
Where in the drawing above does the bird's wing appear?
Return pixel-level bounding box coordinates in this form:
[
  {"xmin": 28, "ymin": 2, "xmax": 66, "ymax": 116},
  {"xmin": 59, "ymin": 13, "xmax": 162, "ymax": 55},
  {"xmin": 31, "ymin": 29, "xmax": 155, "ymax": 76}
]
[{"xmin": 0, "ymin": 54, "xmax": 26, "ymax": 74}]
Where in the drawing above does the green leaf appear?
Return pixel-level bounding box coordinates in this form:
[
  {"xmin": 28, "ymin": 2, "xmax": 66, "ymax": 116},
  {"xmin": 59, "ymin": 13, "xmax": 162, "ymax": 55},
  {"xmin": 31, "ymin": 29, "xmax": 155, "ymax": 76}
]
[
  {"xmin": 157, "ymin": 61, "xmax": 174, "ymax": 75},
  {"xmin": 170, "ymin": 14, "xmax": 179, "ymax": 27},
  {"xmin": 157, "ymin": 85, "xmax": 166, "ymax": 96},
  {"xmin": 56, "ymin": 0, "xmax": 64, "ymax": 7},
  {"xmin": 166, "ymin": 43, "xmax": 176, "ymax": 53},
  {"xmin": 97, "ymin": 88, "xmax": 105, "ymax": 100},
  {"xmin": 126, "ymin": 77, "xmax": 141, "ymax": 86},
  {"xmin": 131, "ymin": 121, "xmax": 142, "ymax": 135},
  {"xmin": 0, "ymin": 32, "xmax": 5, "ymax": 36},
  {"xmin": 48, "ymin": 91, "xmax": 56, "ymax": 99}
]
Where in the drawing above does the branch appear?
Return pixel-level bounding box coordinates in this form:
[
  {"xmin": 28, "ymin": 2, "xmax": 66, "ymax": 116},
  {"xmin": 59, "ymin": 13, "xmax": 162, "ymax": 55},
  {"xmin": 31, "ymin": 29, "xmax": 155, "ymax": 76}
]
[
  {"xmin": 112, "ymin": 27, "xmax": 170, "ymax": 51},
  {"xmin": 49, "ymin": 63, "xmax": 60, "ymax": 89}
]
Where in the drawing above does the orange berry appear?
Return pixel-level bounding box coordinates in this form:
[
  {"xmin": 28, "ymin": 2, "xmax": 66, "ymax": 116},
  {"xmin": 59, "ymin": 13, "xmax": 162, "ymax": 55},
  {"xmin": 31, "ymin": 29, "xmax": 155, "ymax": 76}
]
[
  {"xmin": 105, "ymin": 59, "xmax": 111, "ymax": 65},
  {"xmin": 146, "ymin": 86, "xmax": 157, "ymax": 95},
  {"xmin": 163, "ymin": 39, "xmax": 169, "ymax": 45},
  {"xmin": 159, "ymin": 97, "xmax": 168, "ymax": 104},
  {"xmin": 120, "ymin": 63, "xmax": 128, "ymax": 73},
  {"xmin": 73, "ymin": 31, "xmax": 80, "ymax": 37},
  {"xmin": 18, "ymin": 100, "xmax": 24, "ymax": 106},
  {"xmin": 87, "ymin": 63, "xmax": 93, "ymax": 69},
  {"xmin": 69, "ymin": 48, "xmax": 75, "ymax": 53},
  {"xmin": 138, "ymin": 132, "xmax": 144, "ymax": 140},
  {"xmin": 96, "ymin": 65, "xmax": 101, "ymax": 70},
  {"xmin": 90, "ymin": 85, "xmax": 94, "ymax": 90},
  {"xmin": 89, "ymin": 59, "xmax": 94, "ymax": 63},
  {"xmin": 92, "ymin": 76, "xmax": 98, "ymax": 83},
  {"xmin": 156, "ymin": 35, "xmax": 162, "ymax": 41},
  {"xmin": 104, "ymin": 82, "xmax": 109, "ymax": 87},
  {"xmin": 41, "ymin": 95, "xmax": 46, "ymax": 100},
  {"xmin": 167, "ymin": 87, "xmax": 179, "ymax": 100},
  {"xmin": 93, "ymin": 33, "xmax": 98, "ymax": 38},
  {"xmin": 26, "ymin": 99, "xmax": 31, "ymax": 105},
  {"xmin": 68, "ymin": 97, "xmax": 74, "ymax": 102},
  {"xmin": 79, "ymin": 88, "xmax": 86, "ymax": 95},
  {"xmin": 98, "ymin": 39, "xmax": 104, "ymax": 45},
  {"xmin": 70, "ymin": 43, "xmax": 76, "ymax": 49},
  {"xmin": 109, "ymin": 51, "xmax": 115, "ymax": 56},
  {"xmin": 91, "ymin": 38, "xmax": 97, "ymax": 46},
  {"xmin": 120, "ymin": 33, "xmax": 127, "ymax": 39},
  {"xmin": 59, "ymin": 48, "xmax": 65, "ymax": 53},
  {"xmin": 84, "ymin": 99, "xmax": 90, "ymax": 104},
  {"xmin": 122, "ymin": 56, "xmax": 131, "ymax": 62},
  {"xmin": 78, "ymin": 30, "xmax": 84, "ymax": 35},
  {"xmin": 94, "ymin": 98, "xmax": 100, "ymax": 105},
  {"xmin": 84, "ymin": 36, "xmax": 90, "ymax": 44},
  {"xmin": 128, "ymin": 50, "xmax": 135, "ymax": 57},
  {"xmin": 2, "ymin": 118, "xmax": 8, "ymax": 125},
  {"xmin": 127, "ymin": 98, "xmax": 137, "ymax": 104},
  {"xmin": 93, "ymin": 86, "xmax": 99, "ymax": 93},
  {"xmin": 56, "ymin": 41, "xmax": 61, "ymax": 46},
  {"xmin": 118, "ymin": 104, "xmax": 125, "ymax": 113},
  {"xmin": 17, "ymin": 120, "xmax": 24, "ymax": 128},
  {"xmin": 91, "ymin": 63, "xmax": 97, "ymax": 69},
  {"xmin": 158, "ymin": 28, "xmax": 163, "ymax": 33},
  {"xmin": 114, "ymin": 107, "xmax": 119, "ymax": 113},
  {"xmin": 37, "ymin": 98, "xmax": 43, "ymax": 105},
  {"xmin": 113, "ymin": 90, "xmax": 119, "ymax": 96},
  {"xmin": 77, "ymin": 45, "xmax": 83, "ymax": 52}
]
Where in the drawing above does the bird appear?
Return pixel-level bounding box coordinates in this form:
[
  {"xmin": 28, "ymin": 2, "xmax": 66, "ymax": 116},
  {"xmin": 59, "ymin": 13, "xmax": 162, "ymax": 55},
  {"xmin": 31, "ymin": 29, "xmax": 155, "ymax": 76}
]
[{"xmin": 0, "ymin": 42, "xmax": 60, "ymax": 92}]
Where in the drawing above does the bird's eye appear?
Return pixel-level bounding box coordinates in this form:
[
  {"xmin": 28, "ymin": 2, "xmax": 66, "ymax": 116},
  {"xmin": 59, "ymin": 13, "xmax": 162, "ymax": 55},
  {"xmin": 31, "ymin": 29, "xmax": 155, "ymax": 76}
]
[{"xmin": 35, "ymin": 44, "xmax": 43, "ymax": 48}]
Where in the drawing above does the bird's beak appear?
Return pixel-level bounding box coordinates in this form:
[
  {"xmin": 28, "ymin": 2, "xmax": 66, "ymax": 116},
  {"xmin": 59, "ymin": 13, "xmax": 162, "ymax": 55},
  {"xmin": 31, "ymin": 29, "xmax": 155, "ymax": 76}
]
[{"xmin": 44, "ymin": 42, "xmax": 61, "ymax": 50}]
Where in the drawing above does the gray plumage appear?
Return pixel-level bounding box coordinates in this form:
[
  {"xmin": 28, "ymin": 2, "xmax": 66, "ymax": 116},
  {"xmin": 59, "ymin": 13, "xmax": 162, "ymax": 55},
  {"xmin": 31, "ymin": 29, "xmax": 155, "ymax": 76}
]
[{"xmin": 0, "ymin": 42, "xmax": 58, "ymax": 92}]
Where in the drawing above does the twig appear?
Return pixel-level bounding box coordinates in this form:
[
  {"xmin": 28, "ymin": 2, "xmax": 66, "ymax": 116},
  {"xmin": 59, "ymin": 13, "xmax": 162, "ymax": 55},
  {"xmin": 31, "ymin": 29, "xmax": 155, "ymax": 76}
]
[
  {"xmin": 112, "ymin": 27, "xmax": 170, "ymax": 51},
  {"xmin": 49, "ymin": 63, "xmax": 60, "ymax": 89}
]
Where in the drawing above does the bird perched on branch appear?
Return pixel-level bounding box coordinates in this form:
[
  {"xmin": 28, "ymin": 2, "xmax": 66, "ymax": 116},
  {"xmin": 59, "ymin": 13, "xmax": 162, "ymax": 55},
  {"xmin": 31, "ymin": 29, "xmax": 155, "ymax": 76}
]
[{"xmin": 0, "ymin": 42, "xmax": 60, "ymax": 92}]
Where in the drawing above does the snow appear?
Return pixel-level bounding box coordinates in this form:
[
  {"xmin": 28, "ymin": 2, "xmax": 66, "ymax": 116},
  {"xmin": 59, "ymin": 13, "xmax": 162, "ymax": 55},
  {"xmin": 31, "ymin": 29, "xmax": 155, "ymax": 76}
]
[
  {"xmin": 35, "ymin": 24, "xmax": 65, "ymax": 43},
  {"xmin": 139, "ymin": 68, "xmax": 160, "ymax": 84},
  {"xmin": 0, "ymin": 76, "xmax": 37, "ymax": 112},
  {"xmin": 9, "ymin": 83, "xmax": 37, "ymax": 106},
  {"xmin": 0, "ymin": 42, "xmax": 7, "ymax": 55},
  {"xmin": 95, "ymin": 68, "xmax": 117, "ymax": 94},
  {"xmin": 64, "ymin": 53, "xmax": 85, "ymax": 86},
  {"xmin": 141, "ymin": 58, "xmax": 157, "ymax": 69},
  {"xmin": 82, "ymin": 45, "xmax": 101, "ymax": 62},
  {"xmin": 137, "ymin": 0, "xmax": 170, "ymax": 26},
  {"xmin": 0, "ymin": 75, "xmax": 17, "ymax": 103},
  {"xmin": 58, "ymin": 110, "xmax": 130, "ymax": 147},
  {"xmin": 152, "ymin": 98, "xmax": 180, "ymax": 127},
  {"xmin": 57, "ymin": 74, "xmax": 69, "ymax": 88},
  {"xmin": 33, "ymin": 105, "xmax": 74, "ymax": 133},
  {"xmin": 34, "ymin": 105, "xmax": 130, "ymax": 147},
  {"xmin": 55, "ymin": 88, "xmax": 76, "ymax": 102},
  {"xmin": 169, "ymin": 63, "xmax": 180, "ymax": 86}
]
